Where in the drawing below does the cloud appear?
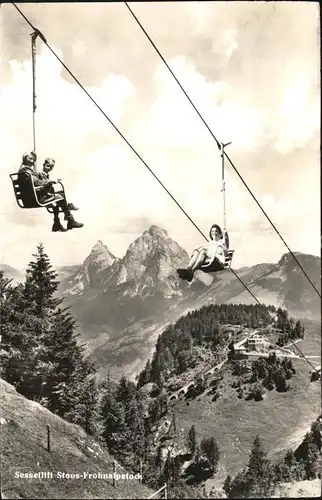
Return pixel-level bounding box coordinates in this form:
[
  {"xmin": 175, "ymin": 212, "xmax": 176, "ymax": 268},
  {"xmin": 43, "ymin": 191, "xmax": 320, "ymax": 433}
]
[
  {"xmin": 0, "ymin": 2, "xmax": 320, "ymax": 271},
  {"xmin": 274, "ymin": 77, "xmax": 319, "ymax": 153},
  {"xmin": 139, "ymin": 56, "xmax": 265, "ymax": 151}
]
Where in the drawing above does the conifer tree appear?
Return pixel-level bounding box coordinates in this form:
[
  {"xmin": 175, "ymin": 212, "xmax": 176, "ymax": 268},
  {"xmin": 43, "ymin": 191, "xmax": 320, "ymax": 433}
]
[
  {"xmin": 154, "ymin": 445, "xmax": 163, "ymax": 475},
  {"xmin": 228, "ymin": 340, "xmax": 236, "ymax": 360},
  {"xmin": 223, "ymin": 474, "xmax": 232, "ymax": 495},
  {"xmin": 227, "ymin": 471, "xmax": 251, "ymax": 498},
  {"xmin": 276, "ymin": 308, "xmax": 290, "ymax": 332},
  {"xmin": 163, "ymin": 347, "xmax": 175, "ymax": 374},
  {"xmin": 295, "ymin": 320, "xmax": 304, "ymax": 338},
  {"xmin": 100, "ymin": 372, "xmax": 126, "ymax": 450},
  {"xmin": 187, "ymin": 425, "xmax": 197, "ymax": 456},
  {"xmin": 247, "ymin": 435, "xmax": 275, "ymax": 497},
  {"xmin": 305, "ymin": 445, "xmax": 321, "ymax": 479},
  {"xmin": 171, "ymin": 411, "xmax": 177, "ymax": 434},
  {"xmin": 0, "ymin": 274, "xmax": 26, "ymax": 384},
  {"xmin": 42, "ymin": 308, "xmax": 82, "ymax": 409},
  {"xmin": 25, "ymin": 246, "xmax": 98, "ymax": 424},
  {"xmin": 194, "ymin": 441, "xmax": 201, "ymax": 465},
  {"xmin": 63, "ymin": 357, "xmax": 99, "ymax": 435},
  {"xmin": 163, "ymin": 449, "xmax": 172, "ymax": 485},
  {"xmin": 24, "ymin": 243, "xmax": 62, "ymax": 316},
  {"xmin": 1, "ymin": 273, "xmax": 15, "ymax": 374},
  {"xmin": 7, "ymin": 245, "xmax": 98, "ymax": 431},
  {"xmin": 19, "ymin": 244, "xmax": 62, "ymax": 400},
  {"xmin": 310, "ymin": 420, "xmax": 322, "ymax": 449},
  {"xmin": 116, "ymin": 374, "xmax": 135, "ymax": 404},
  {"xmin": 248, "ymin": 435, "xmax": 266, "ymax": 478},
  {"xmin": 201, "ymin": 437, "xmax": 220, "ymax": 473},
  {"xmin": 125, "ymin": 395, "xmax": 146, "ymax": 457},
  {"xmin": 137, "ymin": 359, "xmax": 151, "ymax": 388},
  {"xmin": 282, "ymin": 449, "xmax": 298, "ymax": 480},
  {"xmin": 171, "ymin": 455, "xmax": 182, "ymax": 484},
  {"xmin": 148, "ymin": 397, "xmax": 161, "ymax": 424},
  {"xmin": 0, "ymin": 272, "xmax": 44, "ymax": 398}
]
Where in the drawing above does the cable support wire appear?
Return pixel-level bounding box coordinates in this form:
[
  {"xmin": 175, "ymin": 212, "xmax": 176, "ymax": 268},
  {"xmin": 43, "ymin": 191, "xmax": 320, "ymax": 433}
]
[
  {"xmin": 11, "ymin": 4, "xmax": 319, "ymax": 373},
  {"xmin": 123, "ymin": 2, "xmax": 320, "ymax": 300}
]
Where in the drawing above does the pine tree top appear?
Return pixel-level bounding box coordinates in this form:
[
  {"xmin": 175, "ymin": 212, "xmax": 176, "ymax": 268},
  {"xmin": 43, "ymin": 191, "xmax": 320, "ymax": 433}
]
[{"xmin": 24, "ymin": 244, "xmax": 63, "ymax": 315}]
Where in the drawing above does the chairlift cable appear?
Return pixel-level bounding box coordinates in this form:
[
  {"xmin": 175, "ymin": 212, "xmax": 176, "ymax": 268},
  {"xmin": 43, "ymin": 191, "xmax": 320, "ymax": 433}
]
[
  {"xmin": 11, "ymin": 3, "xmax": 319, "ymax": 373},
  {"xmin": 31, "ymin": 31, "xmax": 37, "ymax": 169},
  {"xmin": 221, "ymin": 141, "xmax": 232, "ymax": 232},
  {"xmin": 123, "ymin": 1, "xmax": 321, "ymax": 300}
]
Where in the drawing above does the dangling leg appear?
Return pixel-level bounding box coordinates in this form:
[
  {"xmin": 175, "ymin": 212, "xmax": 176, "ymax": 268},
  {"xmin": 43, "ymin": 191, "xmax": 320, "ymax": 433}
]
[
  {"xmin": 57, "ymin": 199, "xmax": 83, "ymax": 230},
  {"xmin": 66, "ymin": 202, "xmax": 79, "ymax": 212},
  {"xmin": 52, "ymin": 206, "xmax": 67, "ymax": 232},
  {"xmin": 189, "ymin": 249, "xmax": 207, "ymax": 271},
  {"xmin": 54, "ymin": 184, "xmax": 79, "ymax": 217},
  {"xmin": 186, "ymin": 250, "xmax": 200, "ymax": 270},
  {"xmin": 177, "ymin": 249, "xmax": 207, "ymax": 282}
]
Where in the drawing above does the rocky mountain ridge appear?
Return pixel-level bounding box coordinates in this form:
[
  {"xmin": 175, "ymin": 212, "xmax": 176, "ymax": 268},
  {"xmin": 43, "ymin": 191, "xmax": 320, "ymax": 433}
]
[{"xmin": 2, "ymin": 225, "xmax": 320, "ymax": 381}]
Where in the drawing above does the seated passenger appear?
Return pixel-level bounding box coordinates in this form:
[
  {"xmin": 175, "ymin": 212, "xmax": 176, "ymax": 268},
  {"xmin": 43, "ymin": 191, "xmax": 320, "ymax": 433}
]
[
  {"xmin": 18, "ymin": 153, "xmax": 83, "ymax": 232},
  {"xmin": 177, "ymin": 224, "xmax": 229, "ymax": 282}
]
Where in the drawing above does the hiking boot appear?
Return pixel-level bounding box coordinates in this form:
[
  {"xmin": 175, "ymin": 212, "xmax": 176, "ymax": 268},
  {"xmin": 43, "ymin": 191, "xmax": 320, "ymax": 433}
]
[
  {"xmin": 67, "ymin": 219, "xmax": 84, "ymax": 230},
  {"xmin": 52, "ymin": 220, "xmax": 67, "ymax": 232},
  {"xmin": 64, "ymin": 203, "xmax": 79, "ymax": 220},
  {"xmin": 67, "ymin": 203, "xmax": 79, "ymax": 211},
  {"xmin": 186, "ymin": 270, "xmax": 194, "ymax": 282},
  {"xmin": 177, "ymin": 269, "xmax": 194, "ymax": 282}
]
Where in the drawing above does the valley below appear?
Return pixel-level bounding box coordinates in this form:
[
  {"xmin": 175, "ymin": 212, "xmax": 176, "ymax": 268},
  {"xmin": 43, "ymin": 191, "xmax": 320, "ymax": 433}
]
[{"xmin": 1, "ymin": 227, "xmax": 321, "ymax": 499}]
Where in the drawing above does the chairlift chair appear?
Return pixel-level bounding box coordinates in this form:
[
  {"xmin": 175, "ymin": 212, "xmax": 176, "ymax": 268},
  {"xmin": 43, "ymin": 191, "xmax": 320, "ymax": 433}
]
[
  {"xmin": 200, "ymin": 249, "xmax": 235, "ymax": 274},
  {"xmin": 9, "ymin": 172, "xmax": 66, "ymax": 214}
]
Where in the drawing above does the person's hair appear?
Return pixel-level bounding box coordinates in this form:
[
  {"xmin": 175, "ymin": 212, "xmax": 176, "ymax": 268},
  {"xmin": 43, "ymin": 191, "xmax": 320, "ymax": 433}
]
[
  {"xmin": 22, "ymin": 152, "xmax": 35, "ymax": 165},
  {"xmin": 44, "ymin": 158, "xmax": 55, "ymax": 167},
  {"xmin": 209, "ymin": 224, "xmax": 223, "ymax": 240}
]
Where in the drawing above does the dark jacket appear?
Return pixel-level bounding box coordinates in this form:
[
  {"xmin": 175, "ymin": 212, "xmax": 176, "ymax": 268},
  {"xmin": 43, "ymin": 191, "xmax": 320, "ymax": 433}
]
[{"xmin": 18, "ymin": 165, "xmax": 51, "ymax": 187}]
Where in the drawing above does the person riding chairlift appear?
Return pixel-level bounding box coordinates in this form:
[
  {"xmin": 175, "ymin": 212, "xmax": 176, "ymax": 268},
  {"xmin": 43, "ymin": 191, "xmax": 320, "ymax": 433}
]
[
  {"xmin": 177, "ymin": 224, "xmax": 229, "ymax": 282},
  {"xmin": 18, "ymin": 152, "xmax": 83, "ymax": 232}
]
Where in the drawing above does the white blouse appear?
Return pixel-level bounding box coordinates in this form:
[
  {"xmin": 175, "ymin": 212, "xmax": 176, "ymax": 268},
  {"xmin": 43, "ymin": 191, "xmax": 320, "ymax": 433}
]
[{"xmin": 196, "ymin": 231, "xmax": 229, "ymax": 265}]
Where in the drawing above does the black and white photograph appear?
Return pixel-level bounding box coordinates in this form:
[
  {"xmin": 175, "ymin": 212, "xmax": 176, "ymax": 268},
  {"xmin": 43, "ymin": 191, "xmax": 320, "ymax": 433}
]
[{"xmin": 0, "ymin": 1, "xmax": 321, "ymax": 499}]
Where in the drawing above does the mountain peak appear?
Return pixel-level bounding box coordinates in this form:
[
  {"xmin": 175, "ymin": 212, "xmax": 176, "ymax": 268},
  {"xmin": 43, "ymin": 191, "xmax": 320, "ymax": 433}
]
[
  {"xmin": 89, "ymin": 241, "xmax": 116, "ymax": 261},
  {"xmin": 126, "ymin": 225, "xmax": 175, "ymax": 259},
  {"xmin": 146, "ymin": 225, "xmax": 168, "ymax": 239},
  {"xmin": 278, "ymin": 251, "xmax": 319, "ymax": 269},
  {"xmin": 93, "ymin": 239, "xmax": 104, "ymax": 248},
  {"xmin": 108, "ymin": 225, "xmax": 190, "ymax": 298},
  {"xmin": 91, "ymin": 239, "xmax": 107, "ymax": 250},
  {"xmin": 61, "ymin": 241, "xmax": 117, "ymax": 294}
]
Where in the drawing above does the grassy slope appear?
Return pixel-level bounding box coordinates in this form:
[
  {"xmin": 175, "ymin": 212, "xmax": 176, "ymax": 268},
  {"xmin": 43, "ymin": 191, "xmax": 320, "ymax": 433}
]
[
  {"xmin": 0, "ymin": 379, "xmax": 153, "ymax": 500},
  {"xmin": 167, "ymin": 320, "xmax": 321, "ymax": 482}
]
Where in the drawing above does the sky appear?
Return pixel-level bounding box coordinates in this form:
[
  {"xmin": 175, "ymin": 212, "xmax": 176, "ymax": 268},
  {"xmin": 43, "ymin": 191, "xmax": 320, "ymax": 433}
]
[{"xmin": 0, "ymin": 1, "xmax": 320, "ymax": 271}]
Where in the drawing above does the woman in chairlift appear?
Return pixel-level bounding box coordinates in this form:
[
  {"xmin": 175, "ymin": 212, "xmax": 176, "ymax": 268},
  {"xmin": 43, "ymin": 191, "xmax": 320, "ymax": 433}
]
[{"xmin": 177, "ymin": 224, "xmax": 230, "ymax": 282}]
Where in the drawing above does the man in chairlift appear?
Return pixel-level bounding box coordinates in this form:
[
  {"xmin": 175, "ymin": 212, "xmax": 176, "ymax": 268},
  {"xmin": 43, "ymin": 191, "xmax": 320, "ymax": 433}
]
[
  {"xmin": 19, "ymin": 152, "xmax": 83, "ymax": 232},
  {"xmin": 177, "ymin": 224, "xmax": 229, "ymax": 282}
]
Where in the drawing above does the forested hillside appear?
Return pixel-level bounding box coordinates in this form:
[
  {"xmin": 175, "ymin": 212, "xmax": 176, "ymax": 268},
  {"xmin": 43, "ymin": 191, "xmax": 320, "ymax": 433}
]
[
  {"xmin": 1, "ymin": 244, "xmax": 320, "ymax": 499},
  {"xmin": 136, "ymin": 302, "xmax": 305, "ymax": 389}
]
